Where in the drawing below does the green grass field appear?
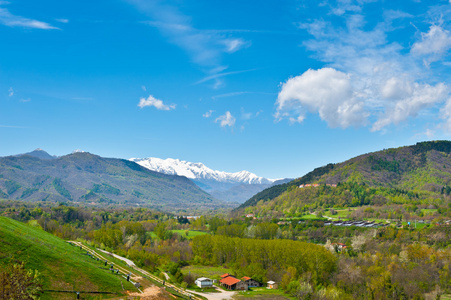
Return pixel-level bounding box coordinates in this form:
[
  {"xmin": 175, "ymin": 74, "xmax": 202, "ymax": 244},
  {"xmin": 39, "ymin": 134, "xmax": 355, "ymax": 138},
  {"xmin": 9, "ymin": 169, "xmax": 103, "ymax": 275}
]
[
  {"xmin": 236, "ymin": 287, "xmax": 290, "ymax": 300},
  {"xmin": 173, "ymin": 230, "xmax": 208, "ymax": 239},
  {"xmin": 0, "ymin": 217, "xmax": 137, "ymax": 299},
  {"xmin": 181, "ymin": 265, "xmax": 233, "ymax": 280},
  {"xmin": 324, "ymin": 208, "xmax": 355, "ymax": 219}
]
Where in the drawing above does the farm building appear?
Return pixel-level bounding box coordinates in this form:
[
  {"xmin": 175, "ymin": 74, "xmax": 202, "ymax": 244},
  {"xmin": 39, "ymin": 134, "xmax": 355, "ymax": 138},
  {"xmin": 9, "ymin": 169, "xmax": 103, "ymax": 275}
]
[
  {"xmin": 219, "ymin": 274, "xmax": 248, "ymax": 290},
  {"xmin": 195, "ymin": 277, "xmax": 213, "ymax": 288},
  {"xmin": 267, "ymin": 281, "xmax": 278, "ymax": 289},
  {"xmin": 241, "ymin": 276, "xmax": 261, "ymax": 287}
]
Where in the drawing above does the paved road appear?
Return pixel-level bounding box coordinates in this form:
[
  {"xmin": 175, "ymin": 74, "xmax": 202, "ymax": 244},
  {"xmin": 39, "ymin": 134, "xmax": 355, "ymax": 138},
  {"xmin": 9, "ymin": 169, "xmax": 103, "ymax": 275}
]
[
  {"xmin": 188, "ymin": 287, "xmax": 236, "ymax": 300},
  {"xmin": 98, "ymin": 249, "xmax": 136, "ymax": 267}
]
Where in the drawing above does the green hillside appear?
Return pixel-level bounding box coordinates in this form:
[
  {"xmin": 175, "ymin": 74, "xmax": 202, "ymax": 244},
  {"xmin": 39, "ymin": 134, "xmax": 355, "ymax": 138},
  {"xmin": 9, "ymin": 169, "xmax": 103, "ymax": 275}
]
[
  {"xmin": 0, "ymin": 152, "xmax": 224, "ymax": 212},
  {"xmin": 0, "ymin": 216, "xmax": 136, "ymax": 299},
  {"xmin": 236, "ymin": 140, "xmax": 451, "ymax": 214}
]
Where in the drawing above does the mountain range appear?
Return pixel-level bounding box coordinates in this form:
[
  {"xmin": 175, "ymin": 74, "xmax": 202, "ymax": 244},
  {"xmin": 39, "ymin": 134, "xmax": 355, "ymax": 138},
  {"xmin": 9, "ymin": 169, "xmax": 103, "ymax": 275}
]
[
  {"xmin": 130, "ymin": 157, "xmax": 291, "ymax": 203},
  {"xmin": 236, "ymin": 140, "xmax": 451, "ymax": 212},
  {"xmin": 0, "ymin": 150, "xmax": 224, "ymax": 213}
]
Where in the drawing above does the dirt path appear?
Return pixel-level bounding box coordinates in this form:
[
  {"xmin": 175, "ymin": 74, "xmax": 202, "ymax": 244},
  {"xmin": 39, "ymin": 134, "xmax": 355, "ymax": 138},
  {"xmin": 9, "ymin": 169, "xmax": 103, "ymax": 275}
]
[
  {"xmin": 188, "ymin": 287, "xmax": 237, "ymax": 300},
  {"xmin": 128, "ymin": 286, "xmax": 164, "ymax": 299}
]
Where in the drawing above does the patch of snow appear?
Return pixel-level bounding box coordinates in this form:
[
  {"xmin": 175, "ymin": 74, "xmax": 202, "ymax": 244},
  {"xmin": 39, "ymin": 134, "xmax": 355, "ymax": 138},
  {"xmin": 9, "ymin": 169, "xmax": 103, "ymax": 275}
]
[{"xmin": 129, "ymin": 157, "xmax": 276, "ymax": 185}]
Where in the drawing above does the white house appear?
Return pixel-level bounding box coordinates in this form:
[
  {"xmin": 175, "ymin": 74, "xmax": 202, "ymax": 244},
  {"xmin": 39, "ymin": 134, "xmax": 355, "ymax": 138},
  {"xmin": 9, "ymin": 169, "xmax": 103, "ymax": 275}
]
[{"xmin": 195, "ymin": 277, "xmax": 213, "ymax": 288}]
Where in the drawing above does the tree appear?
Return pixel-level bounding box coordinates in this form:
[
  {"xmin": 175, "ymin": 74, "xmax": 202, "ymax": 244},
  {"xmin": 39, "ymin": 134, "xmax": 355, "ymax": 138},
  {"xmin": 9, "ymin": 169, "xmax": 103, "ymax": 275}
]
[
  {"xmin": 155, "ymin": 222, "xmax": 169, "ymax": 240},
  {"xmin": 0, "ymin": 262, "xmax": 43, "ymax": 300}
]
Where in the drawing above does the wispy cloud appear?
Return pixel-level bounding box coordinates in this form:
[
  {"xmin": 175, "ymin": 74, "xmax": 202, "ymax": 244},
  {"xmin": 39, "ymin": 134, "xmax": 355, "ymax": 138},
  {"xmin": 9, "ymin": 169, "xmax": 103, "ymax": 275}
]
[
  {"xmin": 215, "ymin": 111, "xmax": 235, "ymax": 127},
  {"xmin": 277, "ymin": 2, "xmax": 451, "ymax": 132},
  {"xmin": 127, "ymin": 0, "xmax": 249, "ymax": 86},
  {"xmin": 8, "ymin": 87, "xmax": 13, "ymax": 97},
  {"xmin": 203, "ymin": 110, "xmax": 214, "ymax": 118},
  {"xmin": 55, "ymin": 18, "xmax": 69, "ymax": 23},
  {"xmin": 194, "ymin": 69, "xmax": 258, "ymax": 87},
  {"xmin": 138, "ymin": 95, "xmax": 176, "ymax": 110},
  {"xmin": 0, "ymin": 124, "xmax": 27, "ymax": 129},
  {"xmin": 19, "ymin": 98, "xmax": 31, "ymax": 103},
  {"xmin": 0, "ymin": 4, "xmax": 59, "ymax": 29},
  {"xmin": 211, "ymin": 91, "xmax": 250, "ymax": 100}
]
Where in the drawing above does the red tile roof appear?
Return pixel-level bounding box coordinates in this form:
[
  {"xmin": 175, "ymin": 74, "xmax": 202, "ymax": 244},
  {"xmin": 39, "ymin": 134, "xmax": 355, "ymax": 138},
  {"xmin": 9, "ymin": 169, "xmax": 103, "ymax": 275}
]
[
  {"xmin": 220, "ymin": 273, "xmax": 231, "ymax": 278},
  {"xmin": 241, "ymin": 276, "xmax": 251, "ymax": 281},
  {"xmin": 220, "ymin": 276, "xmax": 241, "ymax": 286}
]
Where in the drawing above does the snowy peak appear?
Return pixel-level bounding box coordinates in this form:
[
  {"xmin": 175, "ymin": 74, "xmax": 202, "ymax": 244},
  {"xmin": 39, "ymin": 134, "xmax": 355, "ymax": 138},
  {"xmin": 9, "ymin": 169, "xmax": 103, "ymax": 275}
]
[{"xmin": 129, "ymin": 157, "xmax": 276, "ymax": 185}]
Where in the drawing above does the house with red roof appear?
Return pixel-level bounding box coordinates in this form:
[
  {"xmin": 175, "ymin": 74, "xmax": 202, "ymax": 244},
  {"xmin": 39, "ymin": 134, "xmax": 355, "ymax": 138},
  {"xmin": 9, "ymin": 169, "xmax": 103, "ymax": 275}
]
[{"xmin": 219, "ymin": 274, "xmax": 248, "ymax": 290}]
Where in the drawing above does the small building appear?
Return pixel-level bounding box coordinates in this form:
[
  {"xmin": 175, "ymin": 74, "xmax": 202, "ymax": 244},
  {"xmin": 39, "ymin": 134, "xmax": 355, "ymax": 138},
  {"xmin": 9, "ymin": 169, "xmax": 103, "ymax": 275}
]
[
  {"xmin": 220, "ymin": 275, "xmax": 248, "ymax": 290},
  {"xmin": 267, "ymin": 281, "xmax": 278, "ymax": 289},
  {"xmin": 195, "ymin": 277, "xmax": 213, "ymax": 288},
  {"xmin": 241, "ymin": 276, "xmax": 261, "ymax": 287},
  {"xmin": 246, "ymin": 214, "xmax": 254, "ymax": 218}
]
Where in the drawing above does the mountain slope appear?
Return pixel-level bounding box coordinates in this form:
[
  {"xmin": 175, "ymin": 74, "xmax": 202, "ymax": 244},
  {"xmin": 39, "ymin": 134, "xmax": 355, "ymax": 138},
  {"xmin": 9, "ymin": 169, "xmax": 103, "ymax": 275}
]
[
  {"xmin": 237, "ymin": 140, "xmax": 451, "ymax": 211},
  {"xmin": 19, "ymin": 148, "xmax": 56, "ymax": 160},
  {"xmin": 130, "ymin": 157, "xmax": 290, "ymax": 203},
  {"xmin": 0, "ymin": 152, "xmax": 221, "ymax": 212},
  {"xmin": 0, "ymin": 217, "xmax": 134, "ymax": 299}
]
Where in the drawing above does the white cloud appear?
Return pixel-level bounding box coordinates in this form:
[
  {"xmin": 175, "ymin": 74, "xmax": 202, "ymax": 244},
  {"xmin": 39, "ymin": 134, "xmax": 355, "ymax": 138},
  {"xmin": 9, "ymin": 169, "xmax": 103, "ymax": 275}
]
[
  {"xmin": 138, "ymin": 95, "xmax": 176, "ymax": 110},
  {"xmin": 203, "ymin": 110, "xmax": 214, "ymax": 118},
  {"xmin": 8, "ymin": 87, "xmax": 13, "ymax": 97},
  {"xmin": 55, "ymin": 18, "xmax": 69, "ymax": 23},
  {"xmin": 440, "ymin": 98, "xmax": 451, "ymax": 132},
  {"xmin": 0, "ymin": 6, "xmax": 58, "ymax": 29},
  {"xmin": 141, "ymin": 85, "xmax": 147, "ymax": 92},
  {"xmin": 20, "ymin": 98, "xmax": 31, "ymax": 103},
  {"xmin": 280, "ymin": 4, "xmax": 451, "ymax": 132},
  {"xmin": 276, "ymin": 68, "xmax": 367, "ymax": 128},
  {"xmin": 373, "ymin": 81, "xmax": 448, "ymax": 131},
  {"xmin": 215, "ymin": 111, "xmax": 235, "ymax": 127},
  {"xmin": 411, "ymin": 25, "xmax": 451, "ymax": 66},
  {"xmin": 221, "ymin": 38, "xmax": 250, "ymax": 53}
]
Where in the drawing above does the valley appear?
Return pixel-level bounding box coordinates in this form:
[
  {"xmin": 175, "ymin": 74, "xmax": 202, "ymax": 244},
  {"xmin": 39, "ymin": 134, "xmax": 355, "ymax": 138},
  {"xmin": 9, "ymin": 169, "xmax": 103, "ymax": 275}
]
[{"xmin": 3, "ymin": 141, "xmax": 451, "ymax": 299}]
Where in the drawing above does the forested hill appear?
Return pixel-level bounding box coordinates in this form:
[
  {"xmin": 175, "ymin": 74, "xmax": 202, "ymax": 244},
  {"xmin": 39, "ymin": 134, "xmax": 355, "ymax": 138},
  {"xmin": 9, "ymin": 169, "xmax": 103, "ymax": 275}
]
[
  {"xmin": 0, "ymin": 152, "xmax": 222, "ymax": 212},
  {"xmin": 236, "ymin": 140, "xmax": 451, "ymax": 211}
]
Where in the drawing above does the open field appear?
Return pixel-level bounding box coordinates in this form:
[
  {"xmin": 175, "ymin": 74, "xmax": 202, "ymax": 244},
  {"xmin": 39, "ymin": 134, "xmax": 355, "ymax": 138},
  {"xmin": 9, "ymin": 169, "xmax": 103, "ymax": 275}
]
[
  {"xmin": 181, "ymin": 265, "xmax": 233, "ymax": 280},
  {"xmin": 235, "ymin": 287, "xmax": 290, "ymax": 300},
  {"xmin": 173, "ymin": 230, "xmax": 209, "ymax": 239}
]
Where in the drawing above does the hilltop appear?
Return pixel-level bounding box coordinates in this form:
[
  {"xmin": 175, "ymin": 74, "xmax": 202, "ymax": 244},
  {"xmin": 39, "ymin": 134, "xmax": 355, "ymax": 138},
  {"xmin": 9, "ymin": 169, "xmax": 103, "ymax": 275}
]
[
  {"xmin": 237, "ymin": 141, "xmax": 451, "ymax": 213},
  {"xmin": 0, "ymin": 151, "xmax": 224, "ymax": 213}
]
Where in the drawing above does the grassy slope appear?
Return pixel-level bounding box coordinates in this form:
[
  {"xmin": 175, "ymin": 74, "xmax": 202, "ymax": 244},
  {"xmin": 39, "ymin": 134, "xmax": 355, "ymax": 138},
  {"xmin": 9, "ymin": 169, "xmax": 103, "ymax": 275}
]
[{"xmin": 0, "ymin": 217, "xmax": 136, "ymax": 299}]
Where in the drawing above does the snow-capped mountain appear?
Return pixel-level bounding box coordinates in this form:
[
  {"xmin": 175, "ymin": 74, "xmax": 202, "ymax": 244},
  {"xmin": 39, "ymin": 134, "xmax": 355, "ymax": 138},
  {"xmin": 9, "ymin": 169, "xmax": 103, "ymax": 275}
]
[
  {"xmin": 130, "ymin": 157, "xmax": 276, "ymax": 185},
  {"xmin": 130, "ymin": 157, "xmax": 291, "ymax": 203}
]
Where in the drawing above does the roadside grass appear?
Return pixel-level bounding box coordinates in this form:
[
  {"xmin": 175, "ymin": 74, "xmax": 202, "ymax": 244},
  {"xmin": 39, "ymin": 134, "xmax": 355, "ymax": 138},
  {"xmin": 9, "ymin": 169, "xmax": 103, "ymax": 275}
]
[
  {"xmin": 441, "ymin": 294, "xmax": 451, "ymax": 300},
  {"xmin": 188, "ymin": 285, "xmax": 221, "ymax": 293},
  {"xmin": 235, "ymin": 287, "xmax": 290, "ymax": 299},
  {"xmin": 0, "ymin": 216, "xmax": 136, "ymax": 300},
  {"xmin": 182, "ymin": 265, "xmax": 233, "ymax": 280}
]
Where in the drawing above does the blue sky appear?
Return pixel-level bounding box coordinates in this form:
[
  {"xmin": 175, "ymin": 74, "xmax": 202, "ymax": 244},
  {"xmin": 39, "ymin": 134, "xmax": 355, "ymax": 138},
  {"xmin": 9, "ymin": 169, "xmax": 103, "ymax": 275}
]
[{"xmin": 1, "ymin": 0, "xmax": 451, "ymax": 179}]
